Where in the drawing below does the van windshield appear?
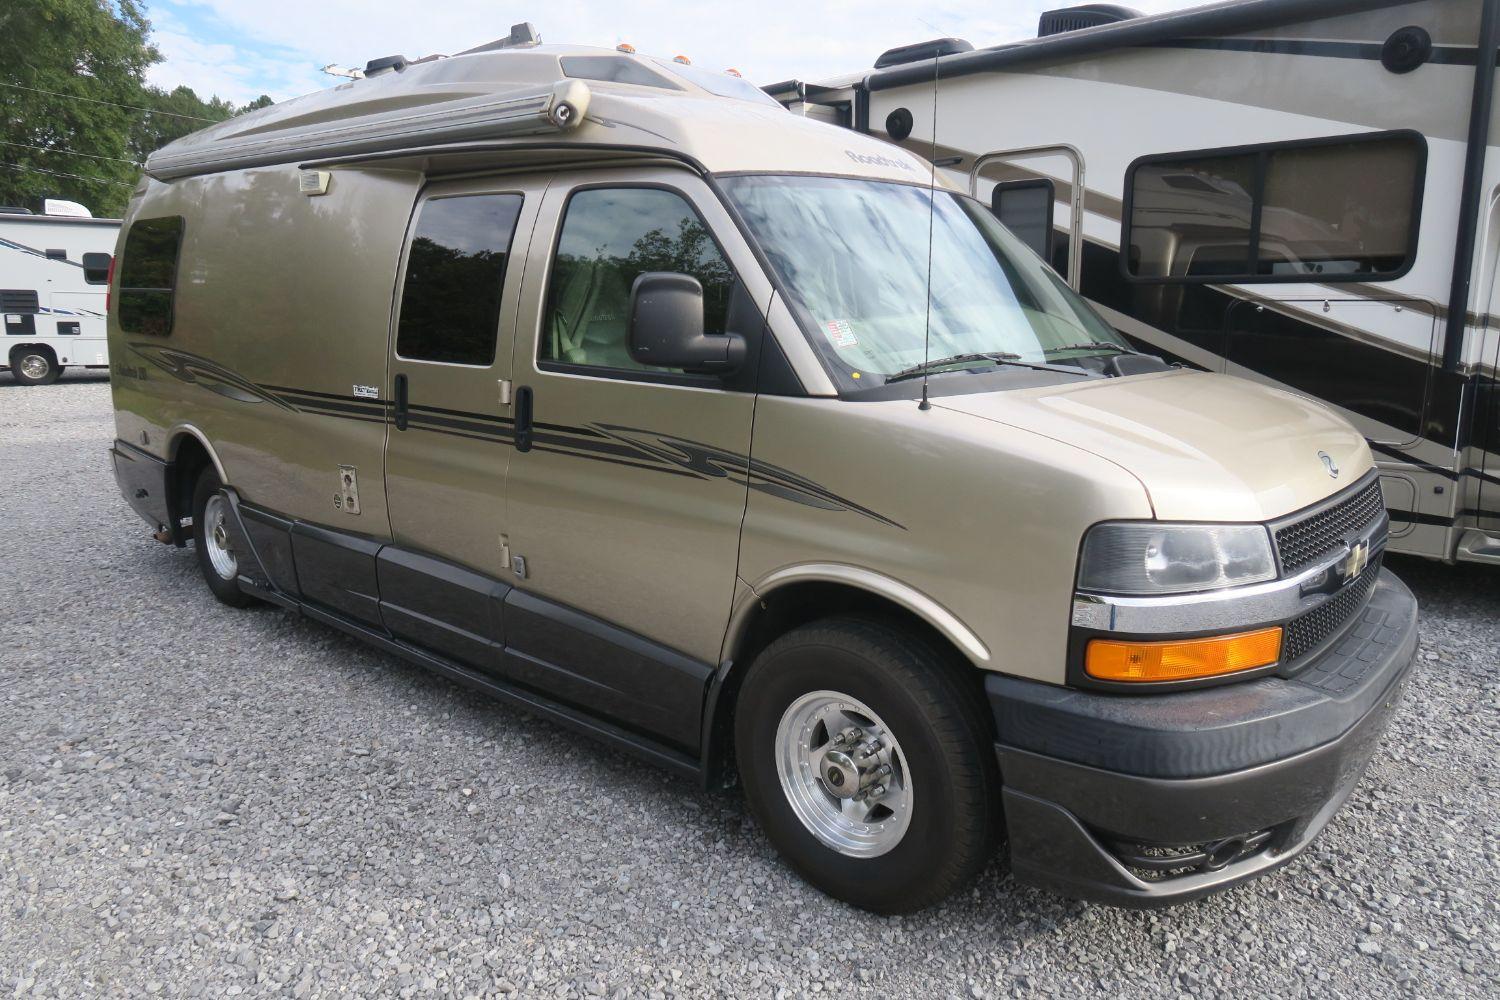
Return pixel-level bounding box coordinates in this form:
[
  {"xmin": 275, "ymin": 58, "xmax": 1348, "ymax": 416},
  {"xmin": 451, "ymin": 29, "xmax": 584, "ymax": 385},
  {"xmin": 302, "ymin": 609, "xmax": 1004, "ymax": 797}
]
[{"xmin": 720, "ymin": 174, "xmax": 1129, "ymax": 387}]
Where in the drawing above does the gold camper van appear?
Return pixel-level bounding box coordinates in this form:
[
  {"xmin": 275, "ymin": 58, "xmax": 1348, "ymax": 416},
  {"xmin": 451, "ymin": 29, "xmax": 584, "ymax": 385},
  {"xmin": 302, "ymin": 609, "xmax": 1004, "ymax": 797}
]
[{"xmin": 107, "ymin": 31, "xmax": 1417, "ymax": 912}]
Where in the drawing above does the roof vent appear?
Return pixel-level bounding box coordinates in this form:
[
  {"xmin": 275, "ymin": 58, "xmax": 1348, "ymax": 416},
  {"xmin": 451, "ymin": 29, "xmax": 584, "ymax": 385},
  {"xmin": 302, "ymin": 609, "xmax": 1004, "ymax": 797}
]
[
  {"xmin": 874, "ymin": 37, "xmax": 974, "ymax": 69},
  {"xmin": 1037, "ymin": 4, "xmax": 1141, "ymax": 37},
  {"xmin": 363, "ymin": 54, "xmax": 408, "ymax": 77},
  {"xmin": 499, "ymin": 22, "xmax": 541, "ymax": 48},
  {"xmin": 43, "ymin": 198, "xmax": 92, "ymax": 218},
  {"xmin": 457, "ymin": 22, "xmax": 543, "ymax": 56}
]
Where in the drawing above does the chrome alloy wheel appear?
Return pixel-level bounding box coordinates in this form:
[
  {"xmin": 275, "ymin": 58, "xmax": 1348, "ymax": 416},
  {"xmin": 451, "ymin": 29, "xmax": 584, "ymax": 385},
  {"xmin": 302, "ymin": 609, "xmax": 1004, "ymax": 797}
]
[
  {"xmin": 775, "ymin": 691, "xmax": 913, "ymax": 858},
  {"xmin": 18, "ymin": 354, "xmax": 49, "ymax": 380},
  {"xmin": 202, "ymin": 493, "xmax": 238, "ymax": 582}
]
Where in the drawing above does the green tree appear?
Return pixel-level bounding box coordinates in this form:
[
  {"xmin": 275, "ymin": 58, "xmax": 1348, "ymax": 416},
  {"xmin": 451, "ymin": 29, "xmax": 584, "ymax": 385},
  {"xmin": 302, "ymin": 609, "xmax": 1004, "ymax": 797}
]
[{"xmin": 0, "ymin": 0, "xmax": 271, "ymax": 217}]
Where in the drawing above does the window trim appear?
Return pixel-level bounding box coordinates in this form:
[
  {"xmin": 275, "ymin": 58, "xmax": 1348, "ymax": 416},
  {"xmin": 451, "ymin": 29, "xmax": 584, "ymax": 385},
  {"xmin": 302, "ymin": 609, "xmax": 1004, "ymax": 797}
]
[
  {"xmin": 117, "ymin": 215, "xmax": 185, "ymax": 337},
  {"xmin": 991, "ymin": 178, "xmax": 1056, "ymax": 264},
  {"xmin": 393, "ymin": 190, "xmax": 526, "ymax": 368},
  {"xmin": 535, "ymin": 179, "xmax": 744, "ymax": 390},
  {"xmin": 1119, "ymin": 129, "xmax": 1428, "ymax": 286}
]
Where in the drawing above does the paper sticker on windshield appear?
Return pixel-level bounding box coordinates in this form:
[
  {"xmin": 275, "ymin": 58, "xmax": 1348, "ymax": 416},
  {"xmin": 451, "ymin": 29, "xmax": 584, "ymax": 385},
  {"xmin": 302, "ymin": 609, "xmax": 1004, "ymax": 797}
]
[{"xmin": 825, "ymin": 319, "xmax": 859, "ymax": 348}]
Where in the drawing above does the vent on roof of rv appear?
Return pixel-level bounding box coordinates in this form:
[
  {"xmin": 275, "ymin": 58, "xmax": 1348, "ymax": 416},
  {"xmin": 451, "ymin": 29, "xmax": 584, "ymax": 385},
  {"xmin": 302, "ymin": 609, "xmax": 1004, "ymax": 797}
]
[
  {"xmin": 364, "ymin": 54, "xmax": 409, "ymax": 77},
  {"xmin": 874, "ymin": 37, "xmax": 974, "ymax": 69},
  {"xmin": 1037, "ymin": 4, "xmax": 1141, "ymax": 37}
]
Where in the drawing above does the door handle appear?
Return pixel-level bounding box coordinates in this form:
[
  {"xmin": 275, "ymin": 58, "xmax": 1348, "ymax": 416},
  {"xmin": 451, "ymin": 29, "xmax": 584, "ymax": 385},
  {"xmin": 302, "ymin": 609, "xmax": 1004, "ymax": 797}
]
[
  {"xmin": 393, "ymin": 373, "xmax": 409, "ymax": 431},
  {"xmin": 514, "ymin": 385, "xmax": 533, "ymax": 453}
]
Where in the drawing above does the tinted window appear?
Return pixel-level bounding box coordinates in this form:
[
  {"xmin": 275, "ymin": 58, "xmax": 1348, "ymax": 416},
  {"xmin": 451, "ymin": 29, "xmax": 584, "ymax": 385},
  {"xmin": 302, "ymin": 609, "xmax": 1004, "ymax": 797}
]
[
  {"xmin": 1125, "ymin": 134, "xmax": 1423, "ymax": 283},
  {"xmin": 561, "ymin": 56, "xmax": 682, "ymax": 91},
  {"xmin": 396, "ymin": 194, "xmax": 523, "ymax": 366},
  {"xmin": 542, "ymin": 188, "xmax": 734, "ymax": 373},
  {"xmin": 118, "ymin": 216, "xmax": 184, "ymax": 336},
  {"xmin": 992, "ymin": 180, "xmax": 1055, "ymax": 262},
  {"xmin": 82, "ymin": 252, "xmax": 111, "ymax": 285}
]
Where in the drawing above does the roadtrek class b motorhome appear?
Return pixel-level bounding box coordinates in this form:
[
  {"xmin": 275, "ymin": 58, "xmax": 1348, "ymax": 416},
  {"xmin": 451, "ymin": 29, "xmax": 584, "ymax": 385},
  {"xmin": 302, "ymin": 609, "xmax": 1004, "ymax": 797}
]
[
  {"xmin": 1, "ymin": 202, "xmax": 117, "ymax": 383},
  {"xmin": 771, "ymin": 0, "xmax": 1500, "ymax": 566},
  {"xmin": 108, "ymin": 28, "xmax": 1415, "ymax": 912}
]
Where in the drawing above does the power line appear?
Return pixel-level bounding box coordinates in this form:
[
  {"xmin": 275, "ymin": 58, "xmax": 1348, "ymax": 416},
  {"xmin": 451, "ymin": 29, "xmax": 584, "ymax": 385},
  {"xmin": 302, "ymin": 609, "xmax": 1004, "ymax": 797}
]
[
  {"xmin": 0, "ymin": 81, "xmax": 220, "ymax": 122},
  {"xmin": 0, "ymin": 162, "xmax": 136, "ymax": 188},
  {"xmin": 0, "ymin": 140, "xmax": 142, "ymax": 166}
]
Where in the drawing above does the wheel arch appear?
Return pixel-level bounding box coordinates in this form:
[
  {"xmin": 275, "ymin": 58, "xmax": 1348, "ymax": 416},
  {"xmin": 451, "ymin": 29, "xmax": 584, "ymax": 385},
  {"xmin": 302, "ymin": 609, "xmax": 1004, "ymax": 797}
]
[
  {"xmin": 163, "ymin": 425, "xmax": 228, "ymax": 546},
  {"xmin": 701, "ymin": 565, "xmax": 992, "ymax": 787}
]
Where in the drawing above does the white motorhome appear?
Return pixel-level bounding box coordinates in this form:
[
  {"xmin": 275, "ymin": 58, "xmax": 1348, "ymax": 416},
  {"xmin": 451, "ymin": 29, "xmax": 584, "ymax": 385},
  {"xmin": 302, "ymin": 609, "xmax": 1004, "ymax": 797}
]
[
  {"xmin": 1, "ymin": 203, "xmax": 118, "ymax": 384},
  {"xmin": 771, "ymin": 0, "xmax": 1500, "ymax": 566}
]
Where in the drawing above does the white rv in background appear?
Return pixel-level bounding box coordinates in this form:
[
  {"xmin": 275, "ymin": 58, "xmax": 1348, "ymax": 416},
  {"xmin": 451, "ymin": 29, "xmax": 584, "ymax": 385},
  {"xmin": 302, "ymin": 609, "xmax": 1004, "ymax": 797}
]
[
  {"xmin": 770, "ymin": 0, "xmax": 1500, "ymax": 566},
  {"xmin": 1, "ymin": 203, "xmax": 118, "ymax": 384}
]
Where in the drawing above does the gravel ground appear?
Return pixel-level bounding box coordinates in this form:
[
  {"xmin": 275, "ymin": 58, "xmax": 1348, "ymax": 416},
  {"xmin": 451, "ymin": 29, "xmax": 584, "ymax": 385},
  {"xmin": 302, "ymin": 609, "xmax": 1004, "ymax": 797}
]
[{"xmin": 1, "ymin": 374, "xmax": 1497, "ymax": 1000}]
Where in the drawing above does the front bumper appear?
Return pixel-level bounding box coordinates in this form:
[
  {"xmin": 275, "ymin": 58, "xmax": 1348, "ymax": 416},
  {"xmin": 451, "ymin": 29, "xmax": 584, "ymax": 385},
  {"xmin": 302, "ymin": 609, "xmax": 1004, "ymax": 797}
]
[{"xmin": 989, "ymin": 569, "xmax": 1417, "ymax": 907}]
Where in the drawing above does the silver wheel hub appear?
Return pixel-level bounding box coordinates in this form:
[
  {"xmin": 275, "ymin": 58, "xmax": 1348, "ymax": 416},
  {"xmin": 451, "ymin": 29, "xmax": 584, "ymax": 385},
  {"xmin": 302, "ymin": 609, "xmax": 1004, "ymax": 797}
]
[
  {"xmin": 202, "ymin": 494, "xmax": 238, "ymax": 582},
  {"xmin": 775, "ymin": 691, "xmax": 912, "ymax": 858},
  {"xmin": 19, "ymin": 354, "xmax": 48, "ymax": 379}
]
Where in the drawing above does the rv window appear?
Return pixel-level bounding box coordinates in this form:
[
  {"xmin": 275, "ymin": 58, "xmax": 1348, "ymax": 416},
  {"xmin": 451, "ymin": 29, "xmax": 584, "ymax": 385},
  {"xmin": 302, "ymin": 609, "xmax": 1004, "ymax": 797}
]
[
  {"xmin": 991, "ymin": 180, "xmax": 1055, "ymax": 262},
  {"xmin": 560, "ymin": 56, "xmax": 683, "ymax": 92},
  {"xmin": 395, "ymin": 194, "xmax": 523, "ymax": 366},
  {"xmin": 46, "ymin": 249, "xmax": 67, "ymax": 260},
  {"xmin": 82, "ymin": 252, "xmax": 111, "ymax": 285},
  {"xmin": 541, "ymin": 187, "xmax": 735, "ymax": 375},
  {"xmin": 118, "ymin": 216, "xmax": 184, "ymax": 336},
  {"xmin": 1124, "ymin": 133, "xmax": 1424, "ymax": 284}
]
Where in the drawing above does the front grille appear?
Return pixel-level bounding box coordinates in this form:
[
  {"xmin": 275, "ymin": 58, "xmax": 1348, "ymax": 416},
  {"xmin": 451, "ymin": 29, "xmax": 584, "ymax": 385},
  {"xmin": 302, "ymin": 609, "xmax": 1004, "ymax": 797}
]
[
  {"xmin": 1275, "ymin": 479, "xmax": 1385, "ymax": 573},
  {"xmin": 1282, "ymin": 555, "xmax": 1383, "ymax": 663}
]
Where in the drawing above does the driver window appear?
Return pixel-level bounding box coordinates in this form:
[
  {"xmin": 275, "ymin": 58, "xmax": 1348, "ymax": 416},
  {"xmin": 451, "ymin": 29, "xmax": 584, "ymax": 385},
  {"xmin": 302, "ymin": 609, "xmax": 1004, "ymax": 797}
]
[{"xmin": 542, "ymin": 187, "xmax": 734, "ymax": 373}]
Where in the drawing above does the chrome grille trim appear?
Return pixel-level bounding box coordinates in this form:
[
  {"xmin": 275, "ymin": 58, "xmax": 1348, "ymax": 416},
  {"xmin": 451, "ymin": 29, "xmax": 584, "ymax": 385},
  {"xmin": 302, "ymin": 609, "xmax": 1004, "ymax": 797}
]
[{"xmin": 1273, "ymin": 474, "xmax": 1386, "ymax": 573}]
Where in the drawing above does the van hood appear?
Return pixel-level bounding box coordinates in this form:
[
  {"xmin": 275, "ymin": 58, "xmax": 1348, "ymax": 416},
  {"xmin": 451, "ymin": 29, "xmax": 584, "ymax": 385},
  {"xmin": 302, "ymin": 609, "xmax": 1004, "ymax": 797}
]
[{"xmin": 934, "ymin": 370, "xmax": 1371, "ymax": 522}]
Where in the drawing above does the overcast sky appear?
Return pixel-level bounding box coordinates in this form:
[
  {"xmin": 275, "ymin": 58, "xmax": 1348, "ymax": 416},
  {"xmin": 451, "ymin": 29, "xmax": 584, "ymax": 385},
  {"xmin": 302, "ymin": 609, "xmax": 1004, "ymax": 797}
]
[{"xmin": 142, "ymin": 0, "xmax": 1208, "ymax": 106}]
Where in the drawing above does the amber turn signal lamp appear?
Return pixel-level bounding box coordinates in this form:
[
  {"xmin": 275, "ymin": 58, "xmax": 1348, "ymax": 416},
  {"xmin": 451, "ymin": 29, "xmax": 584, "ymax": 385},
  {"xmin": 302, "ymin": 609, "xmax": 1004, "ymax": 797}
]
[{"xmin": 1085, "ymin": 627, "xmax": 1283, "ymax": 683}]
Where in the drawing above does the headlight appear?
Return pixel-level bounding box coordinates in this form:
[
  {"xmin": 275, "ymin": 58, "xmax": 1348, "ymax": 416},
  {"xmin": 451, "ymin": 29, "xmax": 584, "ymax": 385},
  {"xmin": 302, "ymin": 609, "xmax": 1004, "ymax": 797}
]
[{"xmin": 1078, "ymin": 522, "xmax": 1276, "ymax": 595}]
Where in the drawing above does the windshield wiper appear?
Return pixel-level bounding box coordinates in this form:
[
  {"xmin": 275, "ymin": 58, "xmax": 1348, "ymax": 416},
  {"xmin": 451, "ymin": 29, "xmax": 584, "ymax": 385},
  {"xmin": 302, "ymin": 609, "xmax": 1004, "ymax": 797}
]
[
  {"xmin": 1044, "ymin": 341, "xmax": 1136, "ymax": 356},
  {"xmin": 885, "ymin": 351, "xmax": 1089, "ymax": 384},
  {"xmin": 885, "ymin": 352, "xmax": 1021, "ymax": 383}
]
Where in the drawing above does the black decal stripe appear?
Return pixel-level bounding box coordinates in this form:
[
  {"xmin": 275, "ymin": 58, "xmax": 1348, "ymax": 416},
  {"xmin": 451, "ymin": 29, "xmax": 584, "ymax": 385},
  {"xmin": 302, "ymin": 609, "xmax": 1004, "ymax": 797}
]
[
  {"xmin": 275, "ymin": 395, "xmax": 389, "ymax": 420},
  {"xmin": 405, "ymin": 414, "xmax": 514, "ymax": 443},
  {"xmin": 135, "ymin": 354, "xmax": 903, "ymax": 528},
  {"xmin": 1152, "ymin": 38, "xmax": 1479, "ymax": 66},
  {"xmin": 408, "ymin": 401, "xmax": 514, "ymax": 427},
  {"xmin": 530, "ymin": 445, "xmax": 701, "ymax": 479},
  {"xmin": 261, "ymin": 384, "xmax": 391, "ymax": 406}
]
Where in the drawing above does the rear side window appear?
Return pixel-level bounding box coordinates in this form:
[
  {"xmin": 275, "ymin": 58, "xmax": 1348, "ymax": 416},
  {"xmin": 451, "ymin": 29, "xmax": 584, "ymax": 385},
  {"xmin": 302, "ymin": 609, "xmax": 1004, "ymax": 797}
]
[
  {"xmin": 541, "ymin": 187, "xmax": 735, "ymax": 374},
  {"xmin": 118, "ymin": 216, "xmax": 184, "ymax": 335},
  {"xmin": 1124, "ymin": 132, "xmax": 1425, "ymax": 283},
  {"xmin": 396, "ymin": 193, "xmax": 523, "ymax": 366},
  {"xmin": 82, "ymin": 252, "xmax": 111, "ymax": 285}
]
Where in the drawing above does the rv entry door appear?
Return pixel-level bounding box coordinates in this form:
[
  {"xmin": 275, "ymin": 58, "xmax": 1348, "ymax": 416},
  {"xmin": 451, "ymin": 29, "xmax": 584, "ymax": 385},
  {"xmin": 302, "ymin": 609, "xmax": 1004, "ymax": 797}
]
[{"xmin": 384, "ymin": 177, "xmax": 546, "ymax": 603}]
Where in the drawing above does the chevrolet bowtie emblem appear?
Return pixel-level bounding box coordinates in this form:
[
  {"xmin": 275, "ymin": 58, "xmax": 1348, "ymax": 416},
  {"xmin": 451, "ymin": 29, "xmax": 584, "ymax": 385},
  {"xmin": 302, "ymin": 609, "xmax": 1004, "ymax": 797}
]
[{"xmin": 1343, "ymin": 540, "xmax": 1370, "ymax": 584}]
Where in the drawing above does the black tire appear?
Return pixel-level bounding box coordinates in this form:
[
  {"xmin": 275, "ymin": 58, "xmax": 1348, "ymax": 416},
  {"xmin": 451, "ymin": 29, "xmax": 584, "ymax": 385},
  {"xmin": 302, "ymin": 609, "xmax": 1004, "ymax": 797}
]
[
  {"xmin": 735, "ymin": 617, "xmax": 1001, "ymax": 913},
  {"xmin": 10, "ymin": 347, "xmax": 59, "ymax": 385},
  {"xmin": 191, "ymin": 468, "xmax": 255, "ymax": 608}
]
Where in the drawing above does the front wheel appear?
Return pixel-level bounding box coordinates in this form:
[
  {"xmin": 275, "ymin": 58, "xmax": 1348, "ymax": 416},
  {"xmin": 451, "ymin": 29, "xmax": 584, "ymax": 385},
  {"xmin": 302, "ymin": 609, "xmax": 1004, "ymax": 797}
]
[
  {"xmin": 10, "ymin": 348, "xmax": 59, "ymax": 385},
  {"xmin": 735, "ymin": 618, "xmax": 1001, "ymax": 913},
  {"xmin": 192, "ymin": 469, "xmax": 255, "ymax": 608}
]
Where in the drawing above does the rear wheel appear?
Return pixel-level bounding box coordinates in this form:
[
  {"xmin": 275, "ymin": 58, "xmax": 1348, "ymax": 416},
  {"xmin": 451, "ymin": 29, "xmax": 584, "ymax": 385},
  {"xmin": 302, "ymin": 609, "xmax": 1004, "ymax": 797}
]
[
  {"xmin": 10, "ymin": 347, "xmax": 59, "ymax": 385},
  {"xmin": 735, "ymin": 617, "xmax": 1000, "ymax": 913},
  {"xmin": 192, "ymin": 468, "xmax": 255, "ymax": 608}
]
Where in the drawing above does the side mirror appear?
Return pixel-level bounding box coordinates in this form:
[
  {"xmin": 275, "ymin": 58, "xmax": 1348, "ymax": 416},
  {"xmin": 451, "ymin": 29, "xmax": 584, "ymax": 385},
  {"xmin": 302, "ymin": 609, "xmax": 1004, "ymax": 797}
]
[{"xmin": 628, "ymin": 272, "xmax": 746, "ymax": 375}]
